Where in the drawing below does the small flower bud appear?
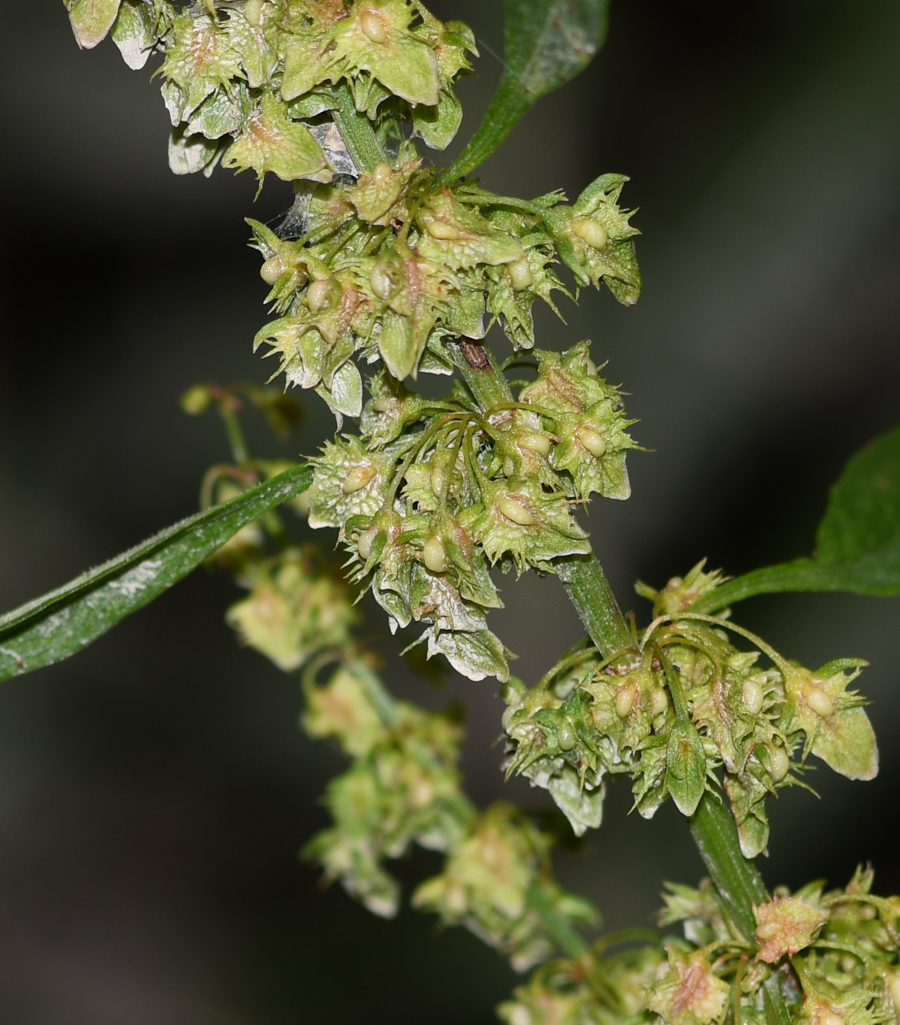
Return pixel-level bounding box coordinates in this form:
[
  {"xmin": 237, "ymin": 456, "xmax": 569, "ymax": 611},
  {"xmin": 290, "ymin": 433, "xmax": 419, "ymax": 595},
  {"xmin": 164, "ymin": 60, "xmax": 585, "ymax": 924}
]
[
  {"xmin": 575, "ymin": 424, "xmax": 607, "ymax": 458},
  {"xmin": 518, "ymin": 432, "xmax": 551, "ymax": 456},
  {"xmin": 342, "ymin": 465, "xmax": 376, "ymax": 495},
  {"xmin": 507, "ymin": 256, "xmax": 533, "ymax": 291},
  {"xmin": 557, "ymin": 722, "xmax": 577, "ymax": 751},
  {"xmin": 423, "ymin": 535, "xmax": 448, "ymax": 573},
  {"xmin": 307, "ymin": 278, "xmax": 333, "ymax": 313},
  {"xmin": 430, "ymin": 463, "xmax": 445, "ymax": 497},
  {"xmin": 741, "ymin": 678, "xmax": 765, "ymax": 715},
  {"xmin": 359, "ymin": 9, "xmax": 388, "ymax": 43},
  {"xmin": 803, "ymin": 683, "xmax": 835, "ymax": 718},
  {"xmin": 260, "ymin": 253, "xmax": 285, "ymax": 285},
  {"xmin": 571, "ymin": 217, "xmax": 608, "ymax": 250},
  {"xmin": 497, "ymin": 495, "xmax": 536, "ymax": 526},
  {"xmin": 423, "ymin": 217, "xmax": 465, "ymax": 240},
  {"xmin": 372, "ymin": 397, "xmax": 394, "ymax": 413}
]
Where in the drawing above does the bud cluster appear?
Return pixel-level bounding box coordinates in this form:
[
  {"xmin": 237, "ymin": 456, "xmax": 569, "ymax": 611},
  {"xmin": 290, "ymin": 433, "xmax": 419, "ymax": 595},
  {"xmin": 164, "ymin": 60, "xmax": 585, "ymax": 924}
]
[
  {"xmin": 502, "ymin": 563, "xmax": 878, "ymax": 854},
  {"xmin": 305, "ymin": 342, "xmax": 639, "ymax": 681}
]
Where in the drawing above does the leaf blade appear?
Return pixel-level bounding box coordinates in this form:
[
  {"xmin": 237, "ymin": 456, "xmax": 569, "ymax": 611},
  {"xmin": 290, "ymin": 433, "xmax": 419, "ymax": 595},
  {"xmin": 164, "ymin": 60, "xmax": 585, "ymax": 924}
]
[
  {"xmin": 444, "ymin": 0, "xmax": 610, "ymax": 180},
  {"xmin": 0, "ymin": 464, "xmax": 312, "ymax": 683},
  {"xmin": 694, "ymin": 425, "xmax": 900, "ymax": 612}
]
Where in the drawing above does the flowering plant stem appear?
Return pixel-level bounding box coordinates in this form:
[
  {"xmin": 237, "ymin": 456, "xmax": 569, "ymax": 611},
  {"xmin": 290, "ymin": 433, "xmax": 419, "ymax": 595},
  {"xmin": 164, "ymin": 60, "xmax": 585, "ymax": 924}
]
[{"xmin": 454, "ymin": 335, "xmax": 774, "ymax": 957}]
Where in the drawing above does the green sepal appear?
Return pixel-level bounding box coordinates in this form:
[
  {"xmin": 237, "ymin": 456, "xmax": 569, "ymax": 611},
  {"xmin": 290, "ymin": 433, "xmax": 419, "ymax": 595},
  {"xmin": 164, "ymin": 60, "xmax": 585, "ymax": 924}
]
[
  {"xmin": 110, "ymin": 0, "xmax": 171, "ymax": 69},
  {"xmin": 666, "ymin": 718, "xmax": 709, "ymax": 817},
  {"xmin": 222, "ymin": 91, "xmax": 331, "ymax": 185},
  {"xmin": 66, "ymin": 0, "xmax": 123, "ymax": 49}
]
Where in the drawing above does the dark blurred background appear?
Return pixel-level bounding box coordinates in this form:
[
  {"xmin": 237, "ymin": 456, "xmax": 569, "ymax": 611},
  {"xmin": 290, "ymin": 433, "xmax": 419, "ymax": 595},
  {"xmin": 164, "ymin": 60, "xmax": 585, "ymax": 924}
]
[{"xmin": 2, "ymin": 1, "xmax": 900, "ymax": 1021}]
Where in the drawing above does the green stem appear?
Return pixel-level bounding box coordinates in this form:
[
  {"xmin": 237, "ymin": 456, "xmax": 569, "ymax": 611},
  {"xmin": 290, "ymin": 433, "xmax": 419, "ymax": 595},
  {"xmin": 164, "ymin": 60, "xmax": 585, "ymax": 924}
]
[
  {"xmin": 332, "ymin": 81, "xmax": 385, "ymax": 172},
  {"xmin": 451, "ymin": 337, "xmax": 775, "ymax": 970},
  {"xmin": 554, "ymin": 555, "xmax": 632, "ymax": 658},
  {"xmin": 688, "ymin": 793, "xmax": 768, "ymax": 938},
  {"xmin": 526, "ymin": 882, "xmax": 589, "ymax": 960}
]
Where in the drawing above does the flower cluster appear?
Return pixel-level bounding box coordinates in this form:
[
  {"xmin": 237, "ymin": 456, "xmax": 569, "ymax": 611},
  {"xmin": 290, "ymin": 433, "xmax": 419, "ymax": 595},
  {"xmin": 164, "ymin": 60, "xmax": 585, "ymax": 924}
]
[
  {"xmin": 304, "ymin": 342, "xmax": 638, "ymax": 681},
  {"xmin": 412, "ymin": 802, "xmax": 597, "ymax": 972},
  {"xmin": 500, "ymin": 867, "xmax": 900, "ymax": 1025},
  {"xmin": 251, "ymin": 172, "xmax": 640, "ymax": 417},
  {"xmin": 502, "ymin": 562, "xmax": 878, "ymax": 853},
  {"xmin": 67, "ymin": 0, "xmax": 477, "ymax": 176},
  {"xmin": 302, "ymin": 656, "xmax": 471, "ymax": 916}
]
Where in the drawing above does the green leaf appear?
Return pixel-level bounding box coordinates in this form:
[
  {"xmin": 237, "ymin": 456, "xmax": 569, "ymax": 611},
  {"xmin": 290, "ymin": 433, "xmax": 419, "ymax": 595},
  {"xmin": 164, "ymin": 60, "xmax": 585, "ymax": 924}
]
[
  {"xmin": 0, "ymin": 464, "xmax": 312, "ymax": 683},
  {"xmin": 694, "ymin": 424, "xmax": 900, "ymax": 612},
  {"xmin": 444, "ymin": 0, "xmax": 610, "ymax": 180}
]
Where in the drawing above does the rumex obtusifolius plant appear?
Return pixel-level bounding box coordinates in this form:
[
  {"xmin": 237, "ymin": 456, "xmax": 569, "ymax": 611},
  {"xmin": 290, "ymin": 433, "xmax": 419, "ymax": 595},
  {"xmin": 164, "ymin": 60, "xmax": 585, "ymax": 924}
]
[{"xmin": 3, "ymin": 0, "xmax": 900, "ymax": 1019}]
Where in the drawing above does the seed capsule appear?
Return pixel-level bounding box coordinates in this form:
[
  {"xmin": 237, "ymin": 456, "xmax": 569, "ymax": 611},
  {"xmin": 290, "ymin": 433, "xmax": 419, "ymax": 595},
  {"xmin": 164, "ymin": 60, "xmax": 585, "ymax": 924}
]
[
  {"xmin": 342, "ymin": 465, "xmax": 376, "ymax": 494},
  {"xmin": 803, "ymin": 683, "xmax": 835, "ymax": 718},
  {"xmin": 575, "ymin": 425, "xmax": 607, "ymax": 458},
  {"xmin": 557, "ymin": 722, "xmax": 577, "ymax": 751},
  {"xmin": 244, "ymin": 0, "xmax": 264, "ymax": 26},
  {"xmin": 497, "ymin": 495, "xmax": 535, "ymax": 526},
  {"xmin": 518, "ymin": 432, "xmax": 551, "ymax": 456},
  {"xmin": 768, "ymin": 745, "xmax": 790, "ymax": 783},
  {"xmin": 423, "ymin": 536, "xmax": 448, "ymax": 573},
  {"xmin": 306, "ymin": 278, "xmax": 333, "ymax": 312},
  {"xmin": 741, "ymin": 679, "xmax": 765, "ymax": 716},
  {"xmin": 571, "ymin": 217, "xmax": 608, "ymax": 250},
  {"xmin": 423, "ymin": 218, "xmax": 465, "ymax": 240},
  {"xmin": 372, "ymin": 397, "xmax": 394, "ymax": 413},
  {"xmin": 359, "ymin": 9, "xmax": 388, "ymax": 43},
  {"xmin": 615, "ymin": 682, "xmax": 637, "ymax": 719},
  {"xmin": 260, "ymin": 254, "xmax": 284, "ymax": 285},
  {"xmin": 507, "ymin": 256, "xmax": 533, "ymax": 291}
]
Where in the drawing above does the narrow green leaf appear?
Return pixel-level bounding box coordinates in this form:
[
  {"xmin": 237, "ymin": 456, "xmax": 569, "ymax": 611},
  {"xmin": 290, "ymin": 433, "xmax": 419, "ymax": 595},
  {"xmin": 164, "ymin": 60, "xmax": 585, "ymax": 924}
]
[
  {"xmin": 0, "ymin": 464, "xmax": 312, "ymax": 683},
  {"xmin": 694, "ymin": 424, "xmax": 900, "ymax": 612},
  {"xmin": 444, "ymin": 0, "xmax": 610, "ymax": 181}
]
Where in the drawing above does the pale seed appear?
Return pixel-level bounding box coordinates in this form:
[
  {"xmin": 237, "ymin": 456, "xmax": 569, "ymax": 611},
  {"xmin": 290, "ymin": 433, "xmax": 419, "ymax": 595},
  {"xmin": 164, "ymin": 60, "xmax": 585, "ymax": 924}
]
[
  {"xmin": 557, "ymin": 723, "xmax": 577, "ymax": 751},
  {"xmin": 423, "ymin": 536, "xmax": 448, "ymax": 573},
  {"xmin": 768, "ymin": 746, "xmax": 790, "ymax": 783},
  {"xmin": 507, "ymin": 256, "xmax": 533, "ymax": 291},
  {"xmin": 306, "ymin": 278, "xmax": 332, "ymax": 312},
  {"xmin": 741, "ymin": 679, "xmax": 765, "ymax": 715},
  {"xmin": 572, "ymin": 217, "xmax": 608, "ymax": 250},
  {"xmin": 497, "ymin": 495, "xmax": 535, "ymax": 526},
  {"xmin": 803, "ymin": 683, "xmax": 835, "ymax": 718},
  {"xmin": 575, "ymin": 424, "xmax": 607, "ymax": 458},
  {"xmin": 518, "ymin": 432, "xmax": 551, "ymax": 456},
  {"xmin": 615, "ymin": 683, "xmax": 636, "ymax": 719},
  {"xmin": 424, "ymin": 218, "xmax": 465, "ymax": 240},
  {"xmin": 244, "ymin": 0, "xmax": 264, "ymax": 26},
  {"xmin": 260, "ymin": 254, "xmax": 284, "ymax": 285},
  {"xmin": 342, "ymin": 465, "xmax": 375, "ymax": 494},
  {"xmin": 359, "ymin": 9, "xmax": 388, "ymax": 43}
]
